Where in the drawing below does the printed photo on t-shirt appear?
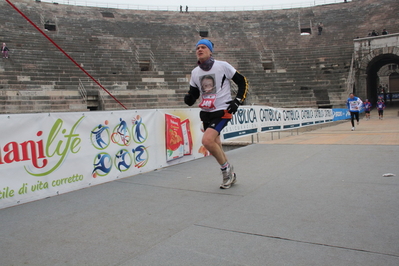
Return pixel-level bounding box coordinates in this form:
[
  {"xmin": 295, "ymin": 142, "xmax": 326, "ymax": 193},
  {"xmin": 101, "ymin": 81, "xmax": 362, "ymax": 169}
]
[
  {"xmin": 200, "ymin": 74, "xmax": 216, "ymax": 94},
  {"xmin": 199, "ymin": 74, "xmax": 217, "ymax": 110}
]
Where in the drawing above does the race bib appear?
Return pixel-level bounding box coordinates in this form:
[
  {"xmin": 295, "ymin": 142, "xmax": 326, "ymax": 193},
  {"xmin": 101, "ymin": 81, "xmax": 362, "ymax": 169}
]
[
  {"xmin": 199, "ymin": 94, "xmax": 216, "ymax": 110},
  {"xmin": 350, "ymin": 101, "xmax": 359, "ymax": 110}
]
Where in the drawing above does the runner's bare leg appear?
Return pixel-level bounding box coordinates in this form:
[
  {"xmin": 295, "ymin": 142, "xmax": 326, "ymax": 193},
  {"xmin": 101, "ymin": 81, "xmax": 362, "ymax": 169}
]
[{"xmin": 202, "ymin": 128, "xmax": 228, "ymax": 165}]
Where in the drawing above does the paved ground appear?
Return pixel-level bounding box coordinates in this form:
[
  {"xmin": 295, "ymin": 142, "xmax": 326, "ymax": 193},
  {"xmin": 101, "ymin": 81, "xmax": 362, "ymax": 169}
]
[{"xmin": 1, "ymin": 106, "xmax": 398, "ymax": 266}]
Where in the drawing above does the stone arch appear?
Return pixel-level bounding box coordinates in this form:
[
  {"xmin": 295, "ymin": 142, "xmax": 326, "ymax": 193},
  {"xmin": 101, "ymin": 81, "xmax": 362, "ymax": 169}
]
[{"xmin": 356, "ymin": 47, "xmax": 399, "ymax": 104}]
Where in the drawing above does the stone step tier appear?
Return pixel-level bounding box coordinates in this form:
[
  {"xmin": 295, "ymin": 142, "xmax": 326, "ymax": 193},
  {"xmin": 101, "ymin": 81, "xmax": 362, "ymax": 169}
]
[{"xmin": 0, "ymin": 0, "xmax": 398, "ymax": 113}]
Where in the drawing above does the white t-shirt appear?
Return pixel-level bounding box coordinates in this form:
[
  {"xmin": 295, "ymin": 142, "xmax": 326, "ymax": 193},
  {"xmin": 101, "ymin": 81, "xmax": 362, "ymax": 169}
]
[
  {"xmin": 190, "ymin": 60, "xmax": 236, "ymax": 112},
  {"xmin": 347, "ymin": 96, "xmax": 363, "ymax": 112}
]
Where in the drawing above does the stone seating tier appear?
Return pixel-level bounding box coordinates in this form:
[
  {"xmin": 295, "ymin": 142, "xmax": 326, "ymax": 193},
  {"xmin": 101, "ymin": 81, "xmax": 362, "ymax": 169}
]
[{"xmin": 0, "ymin": 0, "xmax": 398, "ymax": 113}]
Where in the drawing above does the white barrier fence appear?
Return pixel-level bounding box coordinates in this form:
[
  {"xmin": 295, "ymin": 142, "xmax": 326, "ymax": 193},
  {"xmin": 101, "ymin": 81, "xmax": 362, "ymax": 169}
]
[{"xmin": 0, "ymin": 106, "xmax": 337, "ymax": 209}]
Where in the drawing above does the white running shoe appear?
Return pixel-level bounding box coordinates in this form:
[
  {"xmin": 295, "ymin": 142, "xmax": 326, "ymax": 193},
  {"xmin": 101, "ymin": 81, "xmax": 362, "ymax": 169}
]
[
  {"xmin": 351, "ymin": 127, "xmax": 355, "ymax": 131},
  {"xmin": 220, "ymin": 165, "xmax": 236, "ymax": 189}
]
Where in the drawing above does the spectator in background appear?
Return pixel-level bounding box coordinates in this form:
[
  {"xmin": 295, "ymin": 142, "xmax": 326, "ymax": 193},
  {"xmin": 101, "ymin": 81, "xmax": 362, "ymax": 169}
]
[
  {"xmin": 1, "ymin": 43, "xmax": 9, "ymax": 58},
  {"xmin": 180, "ymin": 5, "xmax": 183, "ymax": 13},
  {"xmin": 376, "ymin": 98, "xmax": 386, "ymax": 120},
  {"xmin": 371, "ymin": 30, "xmax": 378, "ymax": 36},
  {"xmin": 379, "ymin": 84, "xmax": 384, "ymax": 94},
  {"xmin": 382, "ymin": 29, "xmax": 388, "ymax": 35},
  {"xmin": 363, "ymin": 99, "xmax": 372, "ymax": 120},
  {"xmin": 185, "ymin": 5, "xmax": 188, "ymax": 12},
  {"xmin": 317, "ymin": 22, "xmax": 323, "ymax": 35}
]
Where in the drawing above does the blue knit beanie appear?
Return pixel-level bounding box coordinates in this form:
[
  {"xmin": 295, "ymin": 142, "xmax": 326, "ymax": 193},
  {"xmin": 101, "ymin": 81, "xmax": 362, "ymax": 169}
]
[{"xmin": 196, "ymin": 39, "xmax": 213, "ymax": 52}]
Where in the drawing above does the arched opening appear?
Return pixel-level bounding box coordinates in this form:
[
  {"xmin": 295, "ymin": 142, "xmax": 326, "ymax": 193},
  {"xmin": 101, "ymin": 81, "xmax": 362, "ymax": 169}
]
[{"xmin": 366, "ymin": 54, "xmax": 399, "ymax": 105}]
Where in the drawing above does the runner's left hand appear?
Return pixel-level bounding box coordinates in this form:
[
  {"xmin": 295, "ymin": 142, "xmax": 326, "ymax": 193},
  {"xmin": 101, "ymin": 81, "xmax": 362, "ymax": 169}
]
[{"xmin": 226, "ymin": 99, "xmax": 240, "ymax": 114}]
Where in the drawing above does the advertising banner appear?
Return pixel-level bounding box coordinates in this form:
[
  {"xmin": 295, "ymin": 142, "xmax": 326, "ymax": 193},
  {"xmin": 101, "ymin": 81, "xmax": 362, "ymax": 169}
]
[
  {"xmin": 221, "ymin": 106, "xmax": 335, "ymax": 141},
  {"xmin": 300, "ymin": 109, "xmax": 315, "ymax": 127},
  {"xmin": 0, "ymin": 105, "xmax": 338, "ymax": 209},
  {"xmin": 333, "ymin": 108, "xmax": 351, "ymax": 121},
  {"xmin": 0, "ymin": 109, "xmax": 205, "ymax": 209},
  {"xmin": 258, "ymin": 106, "xmax": 283, "ymax": 132},
  {"xmin": 281, "ymin": 108, "xmax": 301, "ymax": 129},
  {"xmin": 314, "ymin": 108, "xmax": 334, "ymax": 124},
  {"xmin": 221, "ymin": 106, "xmax": 259, "ymax": 140}
]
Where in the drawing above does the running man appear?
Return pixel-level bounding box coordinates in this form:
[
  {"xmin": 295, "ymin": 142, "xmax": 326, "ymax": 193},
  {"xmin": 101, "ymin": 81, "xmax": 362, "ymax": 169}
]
[
  {"xmin": 363, "ymin": 99, "xmax": 372, "ymax": 120},
  {"xmin": 184, "ymin": 39, "xmax": 248, "ymax": 189},
  {"xmin": 346, "ymin": 93, "xmax": 363, "ymax": 131},
  {"xmin": 376, "ymin": 98, "xmax": 386, "ymax": 120}
]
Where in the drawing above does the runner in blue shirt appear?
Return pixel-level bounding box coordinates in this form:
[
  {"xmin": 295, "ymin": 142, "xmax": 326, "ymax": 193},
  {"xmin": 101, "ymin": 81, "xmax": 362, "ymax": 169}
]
[
  {"xmin": 376, "ymin": 98, "xmax": 386, "ymax": 120},
  {"xmin": 346, "ymin": 93, "xmax": 363, "ymax": 131},
  {"xmin": 363, "ymin": 99, "xmax": 372, "ymax": 120}
]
